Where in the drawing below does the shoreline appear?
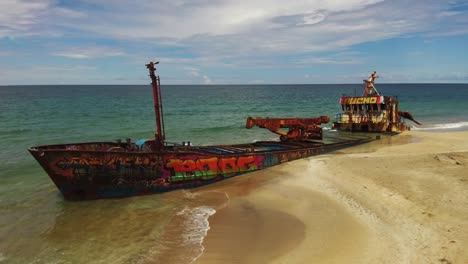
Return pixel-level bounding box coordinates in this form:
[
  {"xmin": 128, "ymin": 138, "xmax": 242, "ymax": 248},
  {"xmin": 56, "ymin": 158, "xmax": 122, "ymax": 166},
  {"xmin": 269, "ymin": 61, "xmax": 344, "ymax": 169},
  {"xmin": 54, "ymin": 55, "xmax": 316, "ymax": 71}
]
[{"xmin": 194, "ymin": 131, "xmax": 468, "ymax": 264}]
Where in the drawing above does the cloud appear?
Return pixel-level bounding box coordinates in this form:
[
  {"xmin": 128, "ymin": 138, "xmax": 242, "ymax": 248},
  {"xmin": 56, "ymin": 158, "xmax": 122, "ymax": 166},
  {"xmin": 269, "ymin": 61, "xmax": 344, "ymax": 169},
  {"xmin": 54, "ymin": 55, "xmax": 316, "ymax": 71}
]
[
  {"xmin": 0, "ymin": 64, "xmax": 98, "ymax": 85},
  {"xmin": 0, "ymin": 51, "xmax": 15, "ymax": 56},
  {"xmin": 202, "ymin": 75, "xmax": 212, "ymax": 84},
  {"xmin": 425, "ymin": 27, "xmax": 468, "ymax": 37},
  {"xmin": 32, "ymin": 65, "xmax": 96, "ymax": 72},
  {"xmin": 65, "ymin": 0, "xmax": 383, "ymax": 38},
  {"xmin": 430, "ymin": 72, "xmax": 468, "ymax": 81},
  {"xmin": 51, "ymin": 46, "xmax": 126, "ymax": 59},
  {"xmin": 0, "ymin": 0, "xmax": 86, "ymax": 38},
  {"xmin": 4, "ymin": 1, "xmax": 467, "ymax": 58},
  {"xmin": 183, "ymin": 66, "xmax": 200, "ymax": 77},
  {"xmin": 0, "ymin": 0, "xmax": 49, "ymax": 36},
  {"xmin": 299, "ymin": 12, "xmax": 327, "ymax": 26},
  {"xmin": 297, "ymin": 57, "xmax": 362, "ymax": 65},
  {"xmin": 378, "ymin": 72, "xmax": 416, "ymax": 82},
  {"xmin": 249, "ymin": 79, "xmax": 265, "ymax": 84},
  {"xmin": 372, "ymin": 71, "xmax": 468, "ymax": 83},
  {"xmin": 1, "ymin": 0, "xmax": 467, "ymax": 84}
]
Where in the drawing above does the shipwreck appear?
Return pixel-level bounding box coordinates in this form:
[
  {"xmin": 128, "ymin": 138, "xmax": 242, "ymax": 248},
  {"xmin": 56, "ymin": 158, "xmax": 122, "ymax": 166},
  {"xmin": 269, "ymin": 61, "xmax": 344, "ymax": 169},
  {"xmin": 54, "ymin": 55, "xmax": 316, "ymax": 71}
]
[
  {"xmin": 331, "ymin": 71, "xmax": 420, "ymax": 133},
  {"xmin": 29, "ymin": 62, "xmax": 371, "ymax": 200}
]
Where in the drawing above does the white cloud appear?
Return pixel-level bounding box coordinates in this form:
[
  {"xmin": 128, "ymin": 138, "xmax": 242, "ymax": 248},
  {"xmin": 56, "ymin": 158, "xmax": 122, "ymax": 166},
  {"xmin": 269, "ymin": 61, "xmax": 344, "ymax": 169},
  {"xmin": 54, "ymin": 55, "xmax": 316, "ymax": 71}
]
[
  {"xmin": 0, "ymin": 0, "xmax": 86, "ymax": 38},
  {"xmin": 52, "ymin": 7, "xmax": 87, "ymax": 19},
  {"xmin": 425, "ymin": 27, "xmax": 468, "ymax": 37},
  {"xmin": 1, "ymin": 0, "xmax": 467, "ymax": 84},
  {"xmin": 297, "ymin": 57, "xmax": 362, "ymax": 65},
  {"xmin": 3, "ymin": 0, "xmax": 466, "ymax": 57},
  {"xmin": 299, "ymin": 12, "xmax": 327, "ymax": 26},
  {"xmin": 32, "ymin": 65, "xmax": 96, "ymax": 72},
  {"xmin": 249, "ymin": 79, "xmax": 265, "ymax": 84},
  {"xmin": 184, "ymin": 66, "xmax": 200, "ymax": 77},
  {"xmin": 0, "ymin": 64, "xmax": 98, "ymax": 85},
  {"xmin": 51, "ymin": 46, "xmax": 126, "ymax": 59},
  {"xmin": 0, "ymin": 0, "xmax": 50, "ymax": 36},
  {"xmin": 203, "ymin": 75, "xmax": 212, "ymax": 84},
  {"xmin": 76, "ymin": 0, "xmax": 382, "ymax": 39},
  {"xmin": 378, "ymin": 72, "xmax": 416, "ymax": 82},
  {"xmin": 430, "ymin": 72, "xmax": 468, "ymax": 81}
]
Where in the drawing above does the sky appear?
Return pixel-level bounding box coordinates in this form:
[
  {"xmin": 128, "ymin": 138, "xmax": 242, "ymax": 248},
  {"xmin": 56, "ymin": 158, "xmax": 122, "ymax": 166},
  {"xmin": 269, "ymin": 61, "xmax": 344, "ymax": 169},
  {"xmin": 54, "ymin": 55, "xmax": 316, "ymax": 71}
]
[{"xmin": 0, "ymin": 0, "xmax": 468, "ymax": 85}]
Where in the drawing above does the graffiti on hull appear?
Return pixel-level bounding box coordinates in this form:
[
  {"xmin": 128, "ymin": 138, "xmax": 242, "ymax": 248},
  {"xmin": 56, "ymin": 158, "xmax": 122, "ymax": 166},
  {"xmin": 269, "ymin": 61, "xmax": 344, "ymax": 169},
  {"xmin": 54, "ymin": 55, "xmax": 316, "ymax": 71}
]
[
  {"xmin": 165, "ymin": 155, "xmax": 264, "ymax": 182},
  {"xmin": 51, "ymin": 153, "xmax": 265, "ymax": 186},
  {"xmin": 54, "ymin": 154, "xmax": 163, "ymax": 184}
]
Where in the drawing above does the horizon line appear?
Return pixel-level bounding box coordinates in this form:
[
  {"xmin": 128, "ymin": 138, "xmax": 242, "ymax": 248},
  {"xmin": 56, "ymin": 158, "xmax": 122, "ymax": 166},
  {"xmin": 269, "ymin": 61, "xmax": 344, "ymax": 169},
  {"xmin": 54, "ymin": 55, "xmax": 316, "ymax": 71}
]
[{"xmin": 1, "ymin": 82, "xmax": 468, "ymax": 87}]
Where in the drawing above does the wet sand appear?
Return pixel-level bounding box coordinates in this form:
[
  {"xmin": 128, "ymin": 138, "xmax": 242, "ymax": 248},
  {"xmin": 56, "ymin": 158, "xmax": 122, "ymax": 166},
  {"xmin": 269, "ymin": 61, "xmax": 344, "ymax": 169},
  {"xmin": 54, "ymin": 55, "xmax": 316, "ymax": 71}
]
[{"xmin": 195, "ymin": 131, "xmax": 468, "ymax": 264}]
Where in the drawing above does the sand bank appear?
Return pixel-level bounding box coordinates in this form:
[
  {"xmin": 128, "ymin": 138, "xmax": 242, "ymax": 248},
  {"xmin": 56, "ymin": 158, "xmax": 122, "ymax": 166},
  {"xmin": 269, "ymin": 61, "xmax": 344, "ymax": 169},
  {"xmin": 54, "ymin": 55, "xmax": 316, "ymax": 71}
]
[{"xmin": 195, "ymin": 131, "xmax": 468, "ymax": 264}]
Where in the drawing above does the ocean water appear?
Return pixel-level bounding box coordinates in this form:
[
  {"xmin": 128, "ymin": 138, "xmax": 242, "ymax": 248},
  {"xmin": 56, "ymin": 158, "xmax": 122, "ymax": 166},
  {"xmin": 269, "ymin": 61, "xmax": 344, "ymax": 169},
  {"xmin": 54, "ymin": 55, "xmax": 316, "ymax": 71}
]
[{"xmin": 1, "ymin": 83, "xmax": 467, "ymax": 263}]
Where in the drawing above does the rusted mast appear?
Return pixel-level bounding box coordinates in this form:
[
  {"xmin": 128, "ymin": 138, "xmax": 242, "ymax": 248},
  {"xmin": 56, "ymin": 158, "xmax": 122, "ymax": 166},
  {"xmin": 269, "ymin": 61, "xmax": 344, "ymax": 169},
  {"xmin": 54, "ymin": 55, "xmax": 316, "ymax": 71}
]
[{"xmin": 146, "ymin": 61, "xmax": 165, "ymax": 149}]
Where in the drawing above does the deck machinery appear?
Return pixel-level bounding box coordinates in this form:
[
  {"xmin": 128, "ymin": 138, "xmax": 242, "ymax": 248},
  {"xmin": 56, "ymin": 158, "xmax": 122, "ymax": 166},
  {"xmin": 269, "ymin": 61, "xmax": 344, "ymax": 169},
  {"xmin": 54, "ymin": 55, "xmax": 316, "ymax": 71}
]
[{"xmin": 246, "ymin": 116, "xmax": 329, "ymax": 140}]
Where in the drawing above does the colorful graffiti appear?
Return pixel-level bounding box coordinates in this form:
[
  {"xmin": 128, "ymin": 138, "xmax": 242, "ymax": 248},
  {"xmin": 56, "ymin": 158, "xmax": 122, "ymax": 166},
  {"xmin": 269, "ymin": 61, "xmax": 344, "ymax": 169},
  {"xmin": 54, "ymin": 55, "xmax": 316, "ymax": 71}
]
[
  {"xmin": 29, "ymin": 139, "xmax": 369, "ymax": 200},
  {"xmin": 55, "ymin": 154, "xmax": 162, "ymax": 180},
  {"xmin": 165, "ymin": 155, "xmax": 264, "ymax": 181},
  {"xmin": 340, "ymin": 96, "xmax": 383, "ymax": 105},
  {"xmin": 53, "ymin": 153, "xmax": 266, "ymax": 184},
  {"xmin": 278, "ymin": 149, "xmax": 319, "ymax": 163},
  {"xmin": 56, "ymin": 155, "xmax": 160, "ymax": 168}
]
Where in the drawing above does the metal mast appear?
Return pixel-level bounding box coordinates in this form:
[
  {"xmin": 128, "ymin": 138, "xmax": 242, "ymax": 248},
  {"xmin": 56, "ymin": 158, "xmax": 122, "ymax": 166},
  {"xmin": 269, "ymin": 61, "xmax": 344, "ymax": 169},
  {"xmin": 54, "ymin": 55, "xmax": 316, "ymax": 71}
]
[{"xmin": 146, "ymin": 61, "xmax": 165, "ymax": 149}]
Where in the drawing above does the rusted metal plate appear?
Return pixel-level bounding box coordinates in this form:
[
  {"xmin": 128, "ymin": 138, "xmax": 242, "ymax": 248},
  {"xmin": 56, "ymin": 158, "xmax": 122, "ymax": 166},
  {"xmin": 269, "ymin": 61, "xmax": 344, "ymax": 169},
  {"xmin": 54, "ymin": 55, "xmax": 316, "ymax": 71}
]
[
  {"xmin": 29, "ymin": 138, "xmax": 369, "ymax": 200},
  {"xmin": 332, "ymin": 71, "xmax": 419, "ymax": 133},
  {"xmin": 246, "ymin": 116, "xmax": 329, "ymax": 140}
]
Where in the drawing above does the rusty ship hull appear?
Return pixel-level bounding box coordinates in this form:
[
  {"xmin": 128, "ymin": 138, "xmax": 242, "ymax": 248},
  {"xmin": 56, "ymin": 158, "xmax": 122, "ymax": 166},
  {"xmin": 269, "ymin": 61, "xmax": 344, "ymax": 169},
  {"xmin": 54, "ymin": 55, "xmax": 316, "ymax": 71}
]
[
  {"xmin": 331, "ymin": 95, "xmax": 412, "ymax": 133},
  {"xmin": 29, "ymin": 137, "xmax": 369, "ymax": 200},
  {"xmin": 331, "ymin": 71, "xmax": 420, "ymax": 133},
  {"xmin": 28, "ymin": 61, "xmax": 373, "ymax": 200}
]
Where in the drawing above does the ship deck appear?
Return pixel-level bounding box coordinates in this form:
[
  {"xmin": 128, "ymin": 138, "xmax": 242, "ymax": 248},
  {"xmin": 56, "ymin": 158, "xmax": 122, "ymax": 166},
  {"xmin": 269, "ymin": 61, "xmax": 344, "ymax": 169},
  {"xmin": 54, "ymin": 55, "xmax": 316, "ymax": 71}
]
[{"xmin": 29, "ymin": 133, "xmax": 372, "ymax": 156}]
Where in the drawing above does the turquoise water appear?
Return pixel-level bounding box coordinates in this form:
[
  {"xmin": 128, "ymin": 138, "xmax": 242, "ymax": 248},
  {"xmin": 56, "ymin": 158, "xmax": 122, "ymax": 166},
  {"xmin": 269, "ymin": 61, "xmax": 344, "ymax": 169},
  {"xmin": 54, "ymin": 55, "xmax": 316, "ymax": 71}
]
[{"xmin": 1, "ymin": 83, "xmax": 467, "ymax": 263}]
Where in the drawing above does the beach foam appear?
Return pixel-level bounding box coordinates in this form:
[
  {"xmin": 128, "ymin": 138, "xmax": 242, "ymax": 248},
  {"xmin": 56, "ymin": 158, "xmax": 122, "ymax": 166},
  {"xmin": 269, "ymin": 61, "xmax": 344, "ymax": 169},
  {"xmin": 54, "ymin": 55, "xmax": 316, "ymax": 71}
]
[
  {"xmin": 412, "ymin": 121, "xmax": 468, "ymax": 131},
  {"xmin": 139, "ymin": 205, "xmax": 216, "ymax": 264},
  {"xmin": 177, "ymin": 206, "xmax": 216, "ymax": 264},
  {"xmin": 139, "ymin": 190, "xmax": 230, "ymax": 264}
]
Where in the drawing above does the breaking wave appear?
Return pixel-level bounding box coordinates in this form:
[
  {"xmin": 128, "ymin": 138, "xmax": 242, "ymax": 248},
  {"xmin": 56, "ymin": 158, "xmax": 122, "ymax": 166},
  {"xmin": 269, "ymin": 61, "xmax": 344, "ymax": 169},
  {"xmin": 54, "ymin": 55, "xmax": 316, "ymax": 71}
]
[
  {"xmin": 137, "ymin": 206, "xmax": 216, "ymax": 264},
  {"xmin": 412, "ymin": 121, "xmax": 468, "ymax": 131},
  {"xmin": 176, "ymin": 206, "xmax": 216, "ymax": 263},
  {"xmin": 139, "ymin": 191, "xmax": 229, "ymax": 264}
]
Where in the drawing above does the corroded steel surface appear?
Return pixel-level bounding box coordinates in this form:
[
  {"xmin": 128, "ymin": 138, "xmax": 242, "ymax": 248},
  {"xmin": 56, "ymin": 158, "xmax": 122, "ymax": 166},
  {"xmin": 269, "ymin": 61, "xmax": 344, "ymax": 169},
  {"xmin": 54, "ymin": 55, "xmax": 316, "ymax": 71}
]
[
  {"xmin": 29, "ymin": 138, "xmax": 369, "ymax": 200},
  {"xmin": 146, "ymin": 62, "xmax": 165, "ymax": 149},
  {"xmin": 246, "ymin": 116, "xmax": 329, "ymax": 140},
  {"xmin": 332, "ymin": 71, "xmax": 420, "ymax": 133}
]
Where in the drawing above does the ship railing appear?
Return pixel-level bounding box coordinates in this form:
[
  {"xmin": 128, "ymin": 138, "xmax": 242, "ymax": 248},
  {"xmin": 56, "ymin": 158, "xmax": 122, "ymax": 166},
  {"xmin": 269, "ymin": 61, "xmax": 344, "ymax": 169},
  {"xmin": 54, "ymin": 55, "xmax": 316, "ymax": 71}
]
[{"xmin": 335, "ymin": 112, "xmax": 386, "ymax": 123}]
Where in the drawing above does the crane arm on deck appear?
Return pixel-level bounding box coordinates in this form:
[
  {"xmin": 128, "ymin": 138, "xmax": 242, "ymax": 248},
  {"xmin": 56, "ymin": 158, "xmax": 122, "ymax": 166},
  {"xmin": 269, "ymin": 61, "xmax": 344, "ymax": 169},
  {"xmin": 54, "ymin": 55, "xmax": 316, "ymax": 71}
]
[{"xmin": 246, "ymin": 116, "xmax": 330, "ymax": 141}]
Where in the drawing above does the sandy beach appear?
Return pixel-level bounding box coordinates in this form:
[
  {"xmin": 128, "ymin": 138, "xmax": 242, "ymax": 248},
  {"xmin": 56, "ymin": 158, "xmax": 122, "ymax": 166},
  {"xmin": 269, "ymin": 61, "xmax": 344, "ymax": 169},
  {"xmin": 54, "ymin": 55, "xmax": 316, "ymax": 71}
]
[{"xmin": 194, "ymin": 131, "xmax": 468, "ymax": 264}]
